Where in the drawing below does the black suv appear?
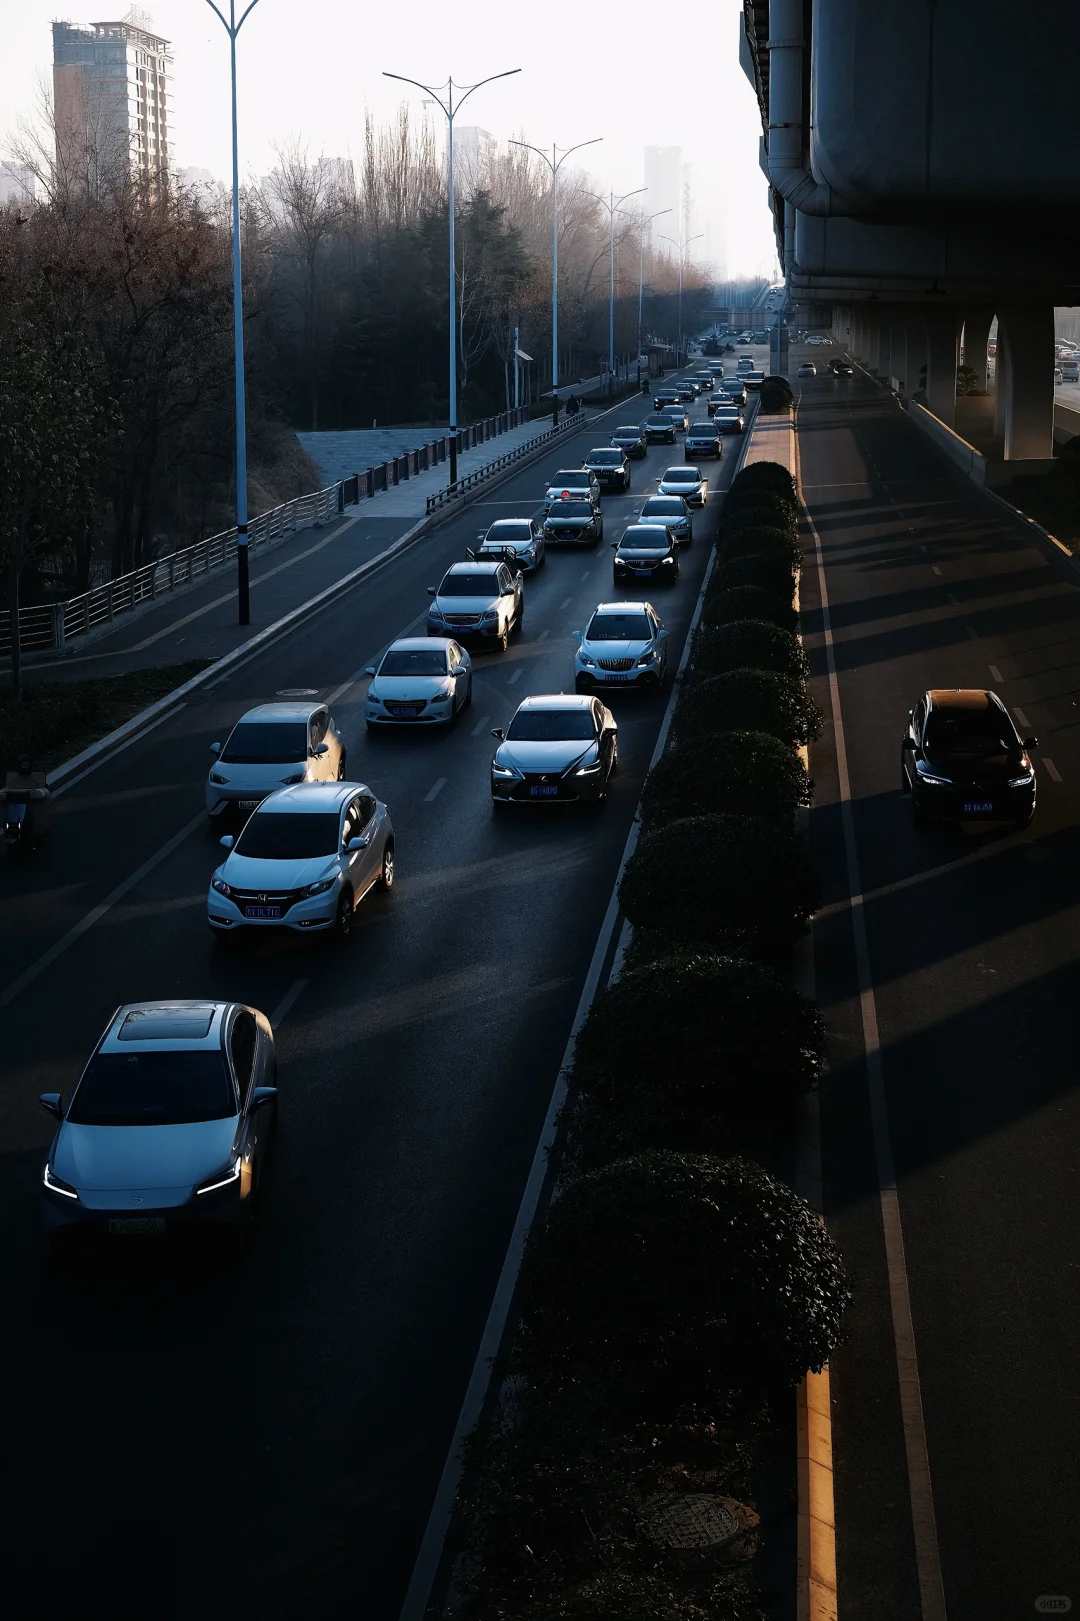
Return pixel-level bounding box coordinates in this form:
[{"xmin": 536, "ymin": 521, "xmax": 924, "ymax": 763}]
[
  {"xmin": 584, "ymin": 446, "xmax": 632, "ymax": 491},
  {"xmin": 643, "ymin": 413, "xmax": 678, "ymax": 445}
]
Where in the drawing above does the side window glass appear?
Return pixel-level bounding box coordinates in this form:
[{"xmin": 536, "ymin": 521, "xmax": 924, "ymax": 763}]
[
  {"xmin": 448, "ymin": 645, "xmax": 459, "ymax": 671},
  {"xmin": 230, "ymin": 1011, "xmax": 257, "ymax": 1101},
  {"xmin": 356, "ymin": 794, "xmax": 376, "ymax": 830},
  {"xmin": 310, "ymin": 710, "xmax": 327, "ymax": 747}
]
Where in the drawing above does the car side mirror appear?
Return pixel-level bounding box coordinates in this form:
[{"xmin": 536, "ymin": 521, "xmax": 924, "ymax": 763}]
[
  {"xmin": 427, "ymin": 586, "xmax": 436, "ymax": 595},
  {"xmin": 475, "ymin": 534, "xmax": 485, "ymax": 542},
  {"xmin": 571, "ymin": 630, "xmax": 582, "ymax": 642},
  {"xmin": 313, "ymin": 742, "xmax": 330, "ymax": 757},
  {"xmin": 610, "ymin": 541, "xmax": 619, "ymax": 548},
  {"xmin": 365, "ymin": 666, "xmax": 376, "ymax": 678},
  {"xmin": 210, "ymin": 742, "xmax": 221, "ymax": 756},
  {"xmin": 1024, "ymin": 736, "xmax": 1038, "ymax": 749},
  {"xmin": 251, "ymin": 1086, "xmax": 278, "ymax": 1110},
  {"xmin": 490, "ymin": 728, "xmax": 505, "ymax": 740},
  {"xmin": 219, "ymin": 834, "xmax": 234, "ymax": 850},
  {"xmin": 39, "ymin": 1092, "xmax": 63, "ymax": 1119},
  {"xmin": 347, "ymin": 834, "xmax": 369, "ymax": 851}
]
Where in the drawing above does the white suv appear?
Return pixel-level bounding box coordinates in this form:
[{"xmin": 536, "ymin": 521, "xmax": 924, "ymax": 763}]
[{"xmin": 206, "ymin": 702, "xmax": 344, "ymax": 823}]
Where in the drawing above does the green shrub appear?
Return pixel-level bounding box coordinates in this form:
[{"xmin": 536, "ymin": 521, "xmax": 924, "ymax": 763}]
[
  {"xmin": 720, "ymin": 523, "xmax": 803, "ymax": 570},
  {"xmin": 641, "ymin": 731, "xmax": 811, "ymax": 824},
  {"xmin": 674, "ymin": 669, "xmax": 822, "ymax": 748},
  {"xmin": 730, "ymin": 460, "xmax": 797, "ymax": 504},
  {"xmin": 516, "ymin": 1152, "xmax": 850, "ymax": 1400},
  {"xmin": 693, "ymin": 620, "xmax": 809, "ymax": 681},
  {"xmin": 704, "ymin": 584, "xmax": 797, "ymax": 634},
  {"xmin": 763, "ymin": 374, "xmax": 794, "ymax": 395},
  {"xmin": 716, "ymin": 552, "xmax": 796, "ymax": 598},
  {"xmin": 572, "ymin": 954, "xmax": 825, "ymax": 1120},
  {"xmin": 759, "ymin": 381, "xmax": 793, "ymax": 414},
  {"xmin": 619, "ymin": 813, "xmax": 821, "ymax": 950},
  {"xmin": 723, "ymin": 492, "xmax": 798, "ymax": 539}
]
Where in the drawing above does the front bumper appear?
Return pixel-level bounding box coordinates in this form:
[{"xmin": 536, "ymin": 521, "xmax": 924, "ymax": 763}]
[
  {"xmin": 365, "ymin": 698, "xmax": 455, "ymax": 726},
  {"xmin": 207, "ymin": 884, "xmax": 340, "ymax": 933},
  {"xmin": 428, "ymin": 616, "xmax": 505, "ymax": 643},
  {"xmin": 205, "ymin": 786, "xmax": 277, "ymax": 820},
  {"xmin": 613, "ymin": 560, "xmax": 678, "ymax": 586},
  {"xmin": 685, "ymin": 443, "xmax": 721, "ymax": 458},
  {"xmin": 44, "ymin": 1175, "xmax": 249, "ymax": 1236},
  {"xmin": 913, "ymin": 781, "xmax": 1036, "ymax": 823},
  {"xmin": 645, "ymin": 427, "xmax": 677, "ymax": 442},
  {"xmin": 544, "ymin": 528, "xmax": 598, "ymax": 547},
  {"xmin": 575, "ymin": 660, "xmax": 660, "ymax": 692},
  {"xmin": 491, "ymin": 768, "xmax": 606, "ymax": 804}
]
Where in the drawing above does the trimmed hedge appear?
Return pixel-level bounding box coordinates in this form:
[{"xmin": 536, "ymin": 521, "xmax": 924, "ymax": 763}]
[
  {"xmin": 620, "ymin": 813, "xmax": 821, "ymax": 950},
  {"xmin": 759, "ymin": 381, "xmax": 793, "ymax": 414},
  {"xmin": 715, "ymin": 551, "xmax": 796, "ymax": 598},
  {"xmin": 572, "ymin": 954, "xmax": 825, "ymax": 1119},
  {"xmin": 516, "ymin": 1152, "xmax": 850, "ymax": 1400},
  {"xmin": 721, "ymin": 523, "xmax": 803, "ymax": 570},
  {"xmin": 704, "ymin": 583, "xmax": 798, "ymax": 635},
  {"xmin": 722, "ymin": 492, "xmax": 799, "ymax": 540},
  {"xmin": 641, "ymin": 731, "xmax": 811, "ymax": 825},
  {"xmin": 674, "ymin": 669, "xmax": 822, "ymax": 748},
  {"xmin": 729, "ymin": 460, "xmax": 797, "ymax": 503},
  {"xmin": 692, "ymin": 619, "xmax": 810, "ymax": 681}
]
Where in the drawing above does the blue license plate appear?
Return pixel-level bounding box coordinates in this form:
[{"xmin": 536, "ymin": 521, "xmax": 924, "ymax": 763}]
[
  {"xmin": 244, "ymin": 905, "xmax": 281, "ymax": 920},
  {"xmin": 393, "ymin": 707, "xmax": 418, "ymax": 717},
  {"xmin": 963, "ymin": 801, "xmax": 994, "ymax": 814},
  {"xmin": 603, "ymin": 674, "xmax": 631, "ymax": 683},
  {"xmin": 634, "ymin": 568, "xmax": 651, "ymax": 577},
  {"xmin": 529, "ymin": 786, "xmax": 559, "ymax": 798}
]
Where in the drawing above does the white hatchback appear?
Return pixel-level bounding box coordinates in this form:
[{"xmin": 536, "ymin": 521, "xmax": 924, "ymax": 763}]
[{"xmin": 206, "ymin": 701, "xmax": 344, "ymax": 823}]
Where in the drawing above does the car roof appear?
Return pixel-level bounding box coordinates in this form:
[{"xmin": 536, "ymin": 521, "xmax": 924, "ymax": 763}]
[
  {"xmin": 100, "ymin": 1001, "xmax": 231, "ymax": 1054},
  {"xmin": 926, "ymin": 688, "xmax": 998, "ymax": 711},
  {"xmin": 386, "ymin": 636, "xmax": 452, "ymax": 652},
  {"xmin": 663, "ymin": 466, "xmax": 701, "ymax": 475},
  {"xmin": 444, "ymin": 559, "xmax": 502, "ymax": 575},
  {"xmin": 255, "ymin": 782, "xmax": 370, "ymax": 813},
  {"xmin": 516, "ymin": 693, "xmax": 595, "ymax": 710},
  {"xmin": 486, "ymin": 517, "xmax": 532, "ymax": 529},
  {"xmin": 591, "ymin": 600, "xmax": 652, "ymax": 613},
  {"xmin": 239, "ymin": 700, "xmax": 323, "ymax": 724}
]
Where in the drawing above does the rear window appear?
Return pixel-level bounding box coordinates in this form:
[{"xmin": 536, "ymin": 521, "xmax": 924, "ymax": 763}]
[
  {"xmin": 439, "ymin": 571, "xmax": 500, "ymax": 596},
  {"xmin": 924, "ymin": 706, "xmax": 1016, "ymax": 752},
  {"xmin": 548, "ymin": 501, "xmax": 593, "ymax": 518},
  {"xmin": 487, "ymin": 522, "xmax": 532, "ymax": 539},
  {"xmin": 235, "ymin": 811, "xmax": 341, "ymax": 859},
  {"xmin": 221, "ymin": 722, "xmax": 308, "ymax": 764},
  {"xmin": 69, "ymin": 1051, "xmax": 236, "ymax": 1127}
]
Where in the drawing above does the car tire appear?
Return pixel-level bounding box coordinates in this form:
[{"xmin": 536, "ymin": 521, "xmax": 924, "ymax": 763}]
[
  {"xmin": 379, "ymin": 842, "xmax": 395, "ymax": 890},
  {"xmin": 334, "ymin": 890, "xmax": 354, "ymax": 941},
  {"xmin": 514, "ymin": 608, "xmax": 524, "ymax": 636}
]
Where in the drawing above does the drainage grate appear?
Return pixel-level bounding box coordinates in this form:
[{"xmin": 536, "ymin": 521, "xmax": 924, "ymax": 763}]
[{"xmin": 639, "ymin": 1493, "xmax": 742, "ymax": 1550}]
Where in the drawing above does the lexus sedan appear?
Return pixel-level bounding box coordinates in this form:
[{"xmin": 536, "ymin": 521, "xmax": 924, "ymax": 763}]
[
  {"xmin": 427, "ymin": 559, "xmax": 523, "ymax": 650},
  {"xmin": 364, "ymin": 637, "xmax": 472, "ymax": 728},
  {"xmin": 611, "ymin": 424, "xmax": 648, "ymax": 459},
  {"xmin": 643, "ymin": 413, "xmax": 678, "ymax": 445},
  {"xmin": 574, "ymin": 601, "xmax": 668, "ymax": 693},
  {"xmin": 900, "ymin": 688, "xmax": 1036, "ymax": 827},
  {"xmin": 612, "ymin": 525, "xmax": 680, "ymax": 587},
  {"xmin": 491, "ymin": 695, "xmax": 618, "ymax": 807},
  {"xmin": 208, "ymin": 782, "xmax": 395, "ymax": 939},
  {"xmin": 638, "ymin": 494, "xmax": 693, "ymax": 545},
  {"xmin": 657, "ymin": 464, "xmax": 708, "ymax": 505},
  {"xmin": 543, "ymin": 497, "xmax": 604, "ymax": 547},
  {"xmin": 584, "ymin": 445, "xmax": 632, "ymax": 492},
  {"xmin": 684, "ymin": 423, "xmax": 722, "ymax": 459},
  {"xmin": 206, "ymin": 701, "xmax": 344, "ymax": 823},
  {"xmin": 473, "ymin": 517, "xmax": 545, "ymax": 573},
  {"xmin": 40, "ymin": 1001, "xmax": 277, "ymax": 1240}
]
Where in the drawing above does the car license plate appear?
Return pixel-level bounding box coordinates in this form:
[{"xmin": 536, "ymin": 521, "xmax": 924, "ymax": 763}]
[
  {"xmin": 634, "ymin": 568, "xmax": 652, "ymax": 578},
  {"xmin": 244, "ymin": 905, "xmax": 281, "ymax": 919},
  {"xmin": 603, "ymin": 674, "xmax": 631, "ymax": 683},
  {"xmin": 109, "ymin": 1217, "xmax": 165, "ymax": 1236},
  {"xmin": 393, "ymin": 707, "xmax": 418, "ymax": 717},
  {"xmin": 963, "ymin": 801, "xmax": 994, "ymax": 814},
  {"xmin": 529, "ymin": 785, "xmax": 559, "ymax": 798},
  {"xmin": 238, "ymin": 799, "xmax": 260, "ymax": 810}
]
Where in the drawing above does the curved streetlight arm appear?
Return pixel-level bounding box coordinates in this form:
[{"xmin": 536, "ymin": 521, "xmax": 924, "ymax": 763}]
[
  {"xmin": 204, "ymin": 0, "xmax": 262, "ymax": 35},
  {"xmin": 383, "ymin": 67, "xmax": 520, "ymax": 121}
]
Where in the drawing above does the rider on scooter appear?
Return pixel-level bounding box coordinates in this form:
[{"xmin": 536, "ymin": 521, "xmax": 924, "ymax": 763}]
[{"xmin": 2, "ymin": 754, "xmax": 57, "ymax": 846}]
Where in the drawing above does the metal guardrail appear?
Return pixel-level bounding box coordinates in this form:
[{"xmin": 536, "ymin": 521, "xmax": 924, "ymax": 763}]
[
  {"xmin": 355, "ymin": 406, "xmax": 533, "ymax": 503},
  {"xmin": 424, "ymin": 415, "xmax": 579, "ymax": 515}
]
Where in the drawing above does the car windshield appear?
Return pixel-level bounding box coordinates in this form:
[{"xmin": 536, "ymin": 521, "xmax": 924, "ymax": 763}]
[
  {"xmin": 507, "ymin": 709, "xmax": 597, "ymax": 741},
  {"xmin": 487, "ymin": 522, "xmax": 531, "ymax": 539},
  {"xmin": 235, "ymin": 811, "xmax": 341, "ymax": 859},
  {"xmin": 68, "ymin": 1051, "xmax": 236, "ymax": 1127},
  {"xmin": 688, "ymin": 427, "xmax": 718, "ymax": 437},
  {"xmin": 587, "ymin": 450, "xmax": 623, "ymax": 465},
  {"xmin": 641, "ymin": 498, "xmax": 684, "ymax": 517},
  {"xmin": 379, "ymin": 648, "xmax": 448, "ymax": 676},
  {"xmin": 221, "ymin": 722, "xmax": 308, "ymax": 764},
  {"xmin": 924, "ymin": 707, "xmax": 1016, "ymax": 752},
  {"xmin": 587, "ymin": 612, "xmax": 652, "ymax": 641},
  {"xmin": 440, "ymin": 572, "xmax": 500, "ymax": 596},
  {"xmin": 549, "ymin": 501, "xmax": 593, "ymax": 518}
]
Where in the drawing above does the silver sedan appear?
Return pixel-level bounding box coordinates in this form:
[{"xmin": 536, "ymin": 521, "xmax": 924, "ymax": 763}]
[
  {"xmin": 490, "ymin": 695, "xmax": 618, "ymax": 807},
  {"xmin": 365, "ymin": 637, "xmax": 472, "ymax": 727},
  {"xmin": 656, "ymin": 465, "xmax": 708, "ymax": 506}
]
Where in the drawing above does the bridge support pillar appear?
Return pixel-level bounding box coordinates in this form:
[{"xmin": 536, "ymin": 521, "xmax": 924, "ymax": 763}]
[
  {"xmin": 904, "ymin": 313, "xmax": 928, "ymax": 404},
  {"xmin": 993, "ymin": 331, "xmax": 1008, "ymax": 440},
  {"xmin": 883, "ymin": 308, "xmax": 910, "ymax": 394},
  {"xmin": 960, "ymin": 306, "xmax": 994, "ymax": 392},
  {"xmin": 863, "ymin": 312, "xmax": 882, "ymax": 375},
  {"xmin": 923, "ymin": 307, "xmax": 962, "ymax": 427},
  {"xmin": 999, "ymin": 305, "xmax": 1055, "ymax": 460}
]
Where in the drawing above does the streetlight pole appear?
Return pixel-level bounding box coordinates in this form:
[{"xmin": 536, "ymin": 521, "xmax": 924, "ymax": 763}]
[
  {"xmin": 509, "ymin": 137, "xmax": 602, "ymax": 399},
  {"xmin": 593, "ymin": 187, "xmax": 645, "ymax": 396},
  {"xmin": 661, "ymin": 233, "xmax": 704, "ymax": 367},
  {"xmin": 385, "ymin": 68, "xmax": 520, "ymax": 491},
  {"xmin": 637, "ymin": 208, "xmax": 671, "ymax": 385},
  {"xmin": 205, "ymin": 0, "xmax": 262, "ymax": 625}
]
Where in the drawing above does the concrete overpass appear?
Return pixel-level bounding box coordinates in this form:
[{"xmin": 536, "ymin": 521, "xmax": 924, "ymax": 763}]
[{"xmin": 742, "ymin": 0, "xmax": 1080, "ymax": 476}]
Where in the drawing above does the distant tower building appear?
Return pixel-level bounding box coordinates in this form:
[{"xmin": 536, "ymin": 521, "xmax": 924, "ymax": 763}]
[
  {"xmin": 643, "ymin": 146, "xmax": 682, "ymax": 240},
  {"xmin": 451, "ymin": 126, "xmax": 497, "ymax": 192},
  {"xmin": 0, "ymin": 162, "xmax": 36, "ymax": 206},
  {"xmin": 52, "ymin": 9, "xmax": 173, "ymax": 188}
]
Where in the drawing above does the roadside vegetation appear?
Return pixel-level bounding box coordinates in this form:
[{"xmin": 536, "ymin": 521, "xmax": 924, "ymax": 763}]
[
  {"xmin": 1001, "ymin": 434, "xmax": 1080, "ymax": 548},
  {"xmin": 0, "ymin": 662, "xmax": 211, "ymax": 773},
  {"xmin": 445, "ymin": 460, "xmax": 847, "ymax": 1619}
]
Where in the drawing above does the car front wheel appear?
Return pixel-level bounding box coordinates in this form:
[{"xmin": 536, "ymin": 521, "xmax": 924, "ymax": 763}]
[
  {"xmin": 379, "ymin": 842, "xmax": 395, "ymax": 890},
  {"xmin": 334, "ymin": 890, "xmax": 354, "ymax": 941}
]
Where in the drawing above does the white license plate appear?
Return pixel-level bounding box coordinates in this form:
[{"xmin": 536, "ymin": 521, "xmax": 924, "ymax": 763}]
[
  {"xmin": 530, "ymin": 785, "xmax": 560, "ymax": 798},
  {"xmin": 238, "ymin": 799, "xmax": 260, "ymax": 810},
  {"xmin": 244, "ymin": 905, "xmax": 281, "ymax": 920},
  {"xmin": 109, "ymin": 1217, "xmax": 165, "ymax": 1236},
  {"xmin": 963, "ymin": 801, "xmax": 994, "ymax": 814}
]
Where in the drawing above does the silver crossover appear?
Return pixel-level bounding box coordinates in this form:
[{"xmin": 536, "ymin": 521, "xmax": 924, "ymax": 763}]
[
  {"xmin": 40, "ymin": 1001, "xmax": 277, "ymax": 1240},
  {"xmin": 574, "ymin": 601, "xmax": 669, "ymax": 693},
  {"xmin": 365, "ymin": 637, "xmax": 472, "ymax": 728},
  {"xmin": 427, "ymin": 559, "xmax": 524, "ymax": 651},
  {"xmin": 490, "ymin": 695, "xmax": 618, "ymax": 807},
  {"xmin": 208, "ymin": 781, "xmax": 395, "ymax": 940},
  {"xmin": 206, "ymin": 701, "xmax": 344, "ymax": 822}
]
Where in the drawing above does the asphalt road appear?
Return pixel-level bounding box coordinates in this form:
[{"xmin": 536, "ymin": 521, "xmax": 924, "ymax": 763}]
[
  {"xmin": 0, "ymin": 376, "xmax": 741, "ymax": 1621},
  {"xmin": 796, "ymin": 353, "xmax": 1080, "ymax": 1620}
]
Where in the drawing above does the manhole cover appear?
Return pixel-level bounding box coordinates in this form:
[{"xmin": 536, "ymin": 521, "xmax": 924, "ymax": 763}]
[
  {"xmin": 640, "ymin": 1493, "xmax": 741, "ymax": 1550},
  {"xmin": 275, "ymin": 687, "xmax": 319, "ymax": 697}
]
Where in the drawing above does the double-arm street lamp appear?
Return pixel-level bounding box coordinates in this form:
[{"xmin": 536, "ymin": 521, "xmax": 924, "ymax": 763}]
[
  {"xmin": 636, "ymin": 208, "xmax": 671, "ymax": 384},
  {"xmin": 592, "ymin": 188, "xmax": 646, "ymax": 394},
  {"xmin": 204, "ymin": 0, "xmax": 262, "ymax": 625},
  {"xmin": 385, "ymin": 68, "xmax": 520, "ymax": 490},
  {"xmin": 508, "ymin": 137, "xmax": 602, "ymax": 398},
  {"xmin": 661, "ymin": 233, "xmax": 704, "ymax": 367}
]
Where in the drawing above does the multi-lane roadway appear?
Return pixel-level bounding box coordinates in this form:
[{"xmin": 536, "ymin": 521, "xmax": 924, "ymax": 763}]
[{"xmin": 0, "ymin": 368, "xmax": 753, "ymax": 1621}]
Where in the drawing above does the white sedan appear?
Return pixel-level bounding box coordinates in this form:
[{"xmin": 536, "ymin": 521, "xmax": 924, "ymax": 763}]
[
  {"xmin": 365, "ymin": 637, "xmax": 472, "ymax": 728},
  {"xmin": 656, "ymin": 465, "xmax": 708, "ymax": 506}
]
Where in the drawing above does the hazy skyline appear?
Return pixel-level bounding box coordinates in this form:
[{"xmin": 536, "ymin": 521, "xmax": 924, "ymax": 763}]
[{"xmin": 0, "ymin": 1, "xmax": 780, "ymax": 279}]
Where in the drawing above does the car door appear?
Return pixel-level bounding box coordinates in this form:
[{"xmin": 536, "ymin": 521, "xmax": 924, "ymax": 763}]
[
  {"xmin": 350, "ymin": 792, "xmax": 381, "ymax": 892},
  {"xmin": 447, "ymin": 642, "xmax": 470, "ymax": 708},
  {"xmin": 903, "ymin": 698, "xmax": 926, "ymax": 786},
  {"xmin": 595, "ymin": 703, "xmax": 617, "ymax": 778},
  {"xmin": 341, "ymin": 794, "xmax": 376, "ymax": 896},
  {"xmin": 650, "ymin": 609, "xmax": 669, "ymax": 675}
]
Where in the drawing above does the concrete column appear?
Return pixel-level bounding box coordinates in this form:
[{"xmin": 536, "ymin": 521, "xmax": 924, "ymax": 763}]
[
  {"xmin": 923, "ymin": 307, "xmax": 962, "ymax": 427},
  {"xmin": 886, "ymin": 308, "xmax": 909, "ymax": 394},
  {"xmin": 993, "ymin": 323, "xmax": 1008, "ymax": 439},
  {"xmin": 999, "ymin": 305, "xmax": 1055, "ymax": 460},
  {"xmin": 905, "ymin": 312, "xmax": 928, "ymax": 403},
  {"xmin": 864, "ymin": 312, "xmax": 882, "ymax": 375},
  {"xmin": 877, "ymin": 308, "xmax": 894, "ymax": 382},
  {"xmin": 853, "ymin": 311, "xmax": 865, "ymax": 362},
  {"xmin": 960, "ymin": 306, "xmax": 994, "ymax": 392}
]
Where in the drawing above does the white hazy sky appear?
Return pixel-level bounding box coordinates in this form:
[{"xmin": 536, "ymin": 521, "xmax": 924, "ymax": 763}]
[{"xmin": 2, "ymin": 1, "xmax": 779, "ymax": 278}]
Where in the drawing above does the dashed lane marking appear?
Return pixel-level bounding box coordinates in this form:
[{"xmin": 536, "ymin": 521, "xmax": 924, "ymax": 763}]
[
  {"xmin": 471, "ymin": 714, "xmax": 491, "ymax": 737},
  {"xmin": 965, "ymin": 624, "xmax": 978, "ymax": 639},
  {"xmin": 989, "ymin": 665, "xmax": 1003, "ymax": 683},
  {"xmin": 424, "ymin": 778, "xmax": 447, "ymax": 802},
  {"xmin": 538, "ymin": 628, "xmax": 550, "ymax": 640},
  {"xmin": 508, "ymin": 669, "xmax": 522, "ymax": 685},
  {"xmin": 1013, "ymin": 707, "xmax": 1032, "ymax": 730},
  {"xmin": 270, "ymin": 979, "xmax": 308, "ymax": 1030},
  {"xmin": 932, "ymin": 566, "xmax": 941, "ymax": 576},
  {"xmin": 1043, "ymin": 757, "xmax": 1063, "ymax": 783}
]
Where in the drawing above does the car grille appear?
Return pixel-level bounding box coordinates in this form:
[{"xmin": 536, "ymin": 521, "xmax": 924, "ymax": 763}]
[
  {"xmin": 619, "ymin": 558, "xmax": 659, "ymax": 572},
  {"xmin": 443, "ymin": 613, "xmax": 481, "ymax": 626},
  {"xmin": 228, "ymin": 888, "xmax": 306, "ymax": 917},
  {"xmin": 384, "ymin": 699, "xmax": 428, "ymax": 716},
  {"xmin": 598, "ymin": 658, "xmax": 634, "ymax": 671},
  {"xmin": 547, "ymin": 527, "xmax": 588, "ymax": 540}
]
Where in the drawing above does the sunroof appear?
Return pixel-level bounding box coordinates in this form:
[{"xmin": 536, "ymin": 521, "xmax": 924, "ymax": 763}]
[{"xmin": 117, "ymin": 1006, "xmax": 216, "ymax": 1042}]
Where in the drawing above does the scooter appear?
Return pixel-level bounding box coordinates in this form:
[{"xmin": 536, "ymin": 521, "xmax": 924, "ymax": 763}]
[{"xmin": 4, "ymin": 798, "xmax": 29, "ymax": 849}]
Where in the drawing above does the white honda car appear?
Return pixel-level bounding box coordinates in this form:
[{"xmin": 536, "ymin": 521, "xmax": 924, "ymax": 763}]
[{"xmin": 364, "ymin": 637, "xmax": 472, "ymax": 728}]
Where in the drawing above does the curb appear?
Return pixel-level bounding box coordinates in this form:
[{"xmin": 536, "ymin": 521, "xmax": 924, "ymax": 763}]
[{"xmin": 45, "ymin": 397, "xmax": 636, "ymax": 791}]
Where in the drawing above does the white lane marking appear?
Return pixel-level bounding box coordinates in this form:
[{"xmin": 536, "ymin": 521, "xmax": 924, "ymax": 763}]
[
  {"xmin": 1043, "ymin": 757, "xmax": 1063, "ymax": 783},
  {"xmin": 0, "ymin": 810, "xmax": 206, "ymax": 1012},
  {"xmin": 470, "ymin": 714, "xmax": 491, "ymax": 737},
  {"xmin": 270, "ymin": 978, "xmax": 308, "ymax": 1030},
  {"xmin": 507, "ymin": 668, "xmax": 522, "ymax": 685},
  {"xmin": 560, "ymin": 597, "xmax": 572, "ymax": 608},
  {"xmin": 989, "ymin": 665, "xmax": 1003, "ymax": 683},
  {"xmin": 1013, "ymin": 707, "xmax": 1032, "ymax": 730},
  {"xmin": 803, "ymin": 496, "xmax": 948, "ymax": 1621},
  {"xmin": 579, "ymin": 569, "xmax": 591, "ymax": 579},
  {"xmin": 931, "ymin": 566, "xmax": 941, "ymax": 576},
  {"xmin": 538, "ymin": 628, "xmax": 551, "ymax": 641},
  {"xmin": 424, "ymin": 778, "xmax": 447, "ymax": 802},
  {"xmin": 53, "ymin": 705, "xmax": 186, "ymax": 797},
  {"xmin": 965, "ymin": 624, "xmax": 978, "ymax": 639}
]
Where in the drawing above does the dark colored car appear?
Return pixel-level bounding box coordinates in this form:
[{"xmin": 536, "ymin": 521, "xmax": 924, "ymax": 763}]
[
  {"xmin": 712, "ymin": 405, "xmax": 745, "ymax": 434},
  {"xmin": 692, "ymin": 372, "xmax": 714, "ymax": 391},
  {"xmin": 543, "ymin": 497, "xmax": 605, "ymax": 547},
  {"xmin": 643, "ymin": 412, "xmax": 678, "ymax": 444},
  {"xmin": 660, "ymin": 404, "xmax": 690, "ymax": 433},
  {"xmin": 653, "ymin": 387, "xmax": 679, "ymax": 409},
  {"xmin": 900, "ymin": 689, "xmax": 1036, "ymax": 827},
  {"xmin": 684, "ymin": 422, "xmax": 722, "ymax": 458},
  {"xmin": 716, "ymin": 380, "xmax": 747, "ymax": 406},
  {"xmin": 611, "ymin": 424, "xmax": 648, "ymax": 459},
  {"xmin": 675, "ymin": 380, "xmax": 698, "ymax": 402},
  {"xmin": 612, "ymin": 525, "xmax": 680, "ymax": 587},
  {"xmin": 584, "ymin": 446, "xmax": 632, "ymax": 491},
  {"xmin": 830, "ymin": 358, "xmax": 854, "ymax": 376}
]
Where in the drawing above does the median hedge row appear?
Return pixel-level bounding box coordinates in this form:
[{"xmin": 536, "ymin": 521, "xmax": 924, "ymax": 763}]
[{"xmin": 445, "ymin": 461, "xmax": 843, "ymax": 1621}]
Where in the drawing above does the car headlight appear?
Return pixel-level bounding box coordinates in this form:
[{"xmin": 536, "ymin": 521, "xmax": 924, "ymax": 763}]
[
  {"xmin": 429, "ymin": 606, "xmax": 446, "ymax": 619},
  {"xmin": 1008, "ymin": 769, "xmax": 1034, "ymax": 787},
  {"xmin": 579, "ymin": 654, "xmax": 597, "ymax": 668},
  {"xmin": 637, "ymin": 650, "xmax": 656, "ymax": 666},
  {"xmin": 196, "ymin": 1159, "xmax": 242, "ymax": 1197},
  {"xmin": 662, "ymin": 554, "xmax": 677, "ymax": 565},
  {"xmin": 209, "ymin": 771, "xmax": 227, "ymax": 785},
  {"xmin": 480, "ymin": 608, "xmax": 499, "ymax": 622},
  {"xmin": 211, "ymin": 873, "xmax": 232, "ymax": 897},
  {"xmin": 281, "ymin": 771, "xmax": 306, "ymax": 785},
  {"xmin": 575, "ymin": 755, "xmax": 603, "ymax": 776},
  {"xmin": 302, "ymin": 878, "xmax": 336, "ymax": 898},
  {"xmin": 43, "ymin": 1163, "xmax": 79, "ymax": 1201},
  {"xmin": 492, "ymin": 763, "xmax": 520, "ymax": 779},
  {"xmin": 915, "ymin": 762, "xmax": 951, "ymax": 786}
]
